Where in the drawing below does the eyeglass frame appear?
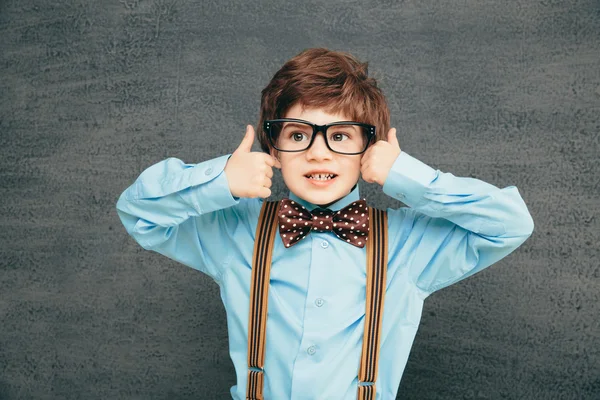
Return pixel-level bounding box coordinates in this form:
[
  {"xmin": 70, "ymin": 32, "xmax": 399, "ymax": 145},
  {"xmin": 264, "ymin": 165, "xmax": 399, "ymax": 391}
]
[{"xmin": 264, "ymin": 118, "xmax": 377, "ymax": 155}]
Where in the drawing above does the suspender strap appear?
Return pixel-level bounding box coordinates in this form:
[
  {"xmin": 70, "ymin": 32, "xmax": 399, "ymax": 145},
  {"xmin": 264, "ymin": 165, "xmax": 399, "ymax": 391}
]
[
  {"xmin": 246, "ymin": 201, "xmax": 388, "ymax": 400},
  {"xmin": 246, "ymin": 200, "xmax": 280, "ymax": 400},
  {"xmin": 357, "ymin": 207, "xmax": 388, "ymax": 400}
]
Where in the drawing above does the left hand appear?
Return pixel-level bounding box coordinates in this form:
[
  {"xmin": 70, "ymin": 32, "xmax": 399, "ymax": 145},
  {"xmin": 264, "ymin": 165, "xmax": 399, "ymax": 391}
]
[{"xmin": 360, "ymin": 128, "xmax": 401, "ymax": 186}]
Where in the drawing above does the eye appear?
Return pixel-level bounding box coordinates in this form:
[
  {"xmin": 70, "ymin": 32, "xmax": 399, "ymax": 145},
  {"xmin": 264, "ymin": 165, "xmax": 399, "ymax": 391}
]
[
  {"xmin": 331, "ymin": 133, "xmax": 349, "ymax": 141},
  {"xmin": 291, "ymin": 132, "xmax": 308, "ymax": 141}
]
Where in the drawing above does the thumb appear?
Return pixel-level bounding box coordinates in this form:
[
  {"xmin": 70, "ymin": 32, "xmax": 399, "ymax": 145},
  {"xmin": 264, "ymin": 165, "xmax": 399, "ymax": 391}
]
[
  {"xmin": 236, "ymin": 125, "xmax": 255, "ymax": 153},
  {"xmin": 387, "ymin": 128, "xmax": 399, "ymax": 147}
]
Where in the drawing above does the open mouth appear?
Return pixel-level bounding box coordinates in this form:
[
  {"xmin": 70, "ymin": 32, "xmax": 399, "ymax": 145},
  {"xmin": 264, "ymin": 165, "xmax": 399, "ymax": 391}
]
[{"xmin": 304, "ymin": 173, "xmax": 338, "ymax": 185}]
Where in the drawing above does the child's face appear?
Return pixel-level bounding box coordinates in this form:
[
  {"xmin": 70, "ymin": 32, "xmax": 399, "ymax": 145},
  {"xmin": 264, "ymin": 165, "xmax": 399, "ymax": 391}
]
[{"xmin": 271, "ymin": 103, "xmax": 363, "ymax": 207}]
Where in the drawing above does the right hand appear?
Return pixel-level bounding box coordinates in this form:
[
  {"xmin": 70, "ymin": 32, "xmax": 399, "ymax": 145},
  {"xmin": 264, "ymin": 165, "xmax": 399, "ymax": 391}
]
[{"xmin": 224, "ymin": 125, "xmax": 282, "ymax": 198}]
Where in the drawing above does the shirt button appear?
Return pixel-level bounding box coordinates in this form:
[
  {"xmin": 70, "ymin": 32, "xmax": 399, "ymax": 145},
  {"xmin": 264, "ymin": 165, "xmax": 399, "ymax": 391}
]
[
  {"xmin": 307, "ymin": 345, "xmax": 317, "ymax": 355},
  {"xmin": 315, "ymin": 298, "xmax": 324, "ymax": 307},
  {"xmin": 321, "ymin": 240, "xmax": 329, "ymax": 249},
  {"xmin": 397, "ymin": 193, "xmax": 405, "ymax": 199},
  {"xmin": 205, "ymin": 167, "xmax": 213, "ymax": 175}
]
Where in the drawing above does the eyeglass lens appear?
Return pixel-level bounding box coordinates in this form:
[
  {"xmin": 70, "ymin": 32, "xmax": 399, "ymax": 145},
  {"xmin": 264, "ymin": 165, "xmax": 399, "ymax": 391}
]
[{"xmin": 270, "ymin": 121, "xmax": 369, "ymax": 154}]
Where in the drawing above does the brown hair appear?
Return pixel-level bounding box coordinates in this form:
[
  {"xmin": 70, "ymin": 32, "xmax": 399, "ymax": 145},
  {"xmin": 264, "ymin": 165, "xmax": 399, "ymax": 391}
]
[{"xmin": 256, "ymin": 47, "xmax": 391, "ymax": 155}]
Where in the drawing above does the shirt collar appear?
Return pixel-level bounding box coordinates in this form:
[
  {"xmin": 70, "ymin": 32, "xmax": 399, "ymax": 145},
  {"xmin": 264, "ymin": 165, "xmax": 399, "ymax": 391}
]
[{"xmin": 288, "ymin": 182, "xmax": 362, "ymax": 212}]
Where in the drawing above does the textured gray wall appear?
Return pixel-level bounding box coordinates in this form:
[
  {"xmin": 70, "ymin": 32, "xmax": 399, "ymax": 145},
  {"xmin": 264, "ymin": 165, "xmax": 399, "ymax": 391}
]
[{"xmin": 1, "ymin": 0, "xmax": 599, "ymax": 399}]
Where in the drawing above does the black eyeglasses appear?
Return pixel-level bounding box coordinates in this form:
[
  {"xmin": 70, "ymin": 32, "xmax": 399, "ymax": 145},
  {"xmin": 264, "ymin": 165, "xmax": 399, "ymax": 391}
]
[{"xmin": 264, "ymin": 118, "xmax": 376, "ymax": 155}]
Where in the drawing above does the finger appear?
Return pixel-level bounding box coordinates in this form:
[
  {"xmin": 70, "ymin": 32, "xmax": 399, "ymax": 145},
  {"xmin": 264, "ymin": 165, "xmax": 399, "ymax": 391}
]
[
  {"xmin": 264, "ymin": 154, "xmax": 282, "ymax": 169},
  {"xmin": 264, "ymin": 166, "xmax": 273, "ymax": 179},
  {"xmin": 259, "ymin": 187, "xmax": 272, "ymax": 198},
  {"xmin": 360, "ymin": 150, "xmax": 369, "ymax": 166},
  {"xmin": 387, "ymin": 128, "xmax": 399, "ymax": 147},
  {"xmin": 360, "ymin": 152, "xmax": 372, "ymax": 166},
  {"xmin": 360, "ymin": 169, "xmax": 370, "ymax": 183},
  {"xmin": 361, "ymin": 162, "xmax": 372, "ymax": 179},
  {"xmin": 236, "ymin": 125, "xmax": 254, "ymax": 153},
  {"xmin": 263, "ymin": 176, "xmax": 272, "ymax": 188}
]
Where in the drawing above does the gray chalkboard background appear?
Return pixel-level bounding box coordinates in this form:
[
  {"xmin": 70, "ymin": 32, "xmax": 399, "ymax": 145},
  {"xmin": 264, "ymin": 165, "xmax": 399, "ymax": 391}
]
[{"xmin": 1, "ymin": 0, "xmax": 599, "ymax": 399}]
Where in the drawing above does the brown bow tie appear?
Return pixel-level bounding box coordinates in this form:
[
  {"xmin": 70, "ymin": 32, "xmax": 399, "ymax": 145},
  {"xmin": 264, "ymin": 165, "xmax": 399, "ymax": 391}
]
[{"xmin": 277, "ymin": 198, "xmax": 370, "ymax": 248}]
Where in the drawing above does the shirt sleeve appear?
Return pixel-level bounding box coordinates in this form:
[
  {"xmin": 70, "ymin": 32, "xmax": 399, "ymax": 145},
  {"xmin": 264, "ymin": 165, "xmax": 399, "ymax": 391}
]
[
  {"xmin": 383, "ymin": 151, "xmax": 535, "ymax": 298},
  {"xmin": 115, "ymin": 154, "xmax": 243, "ymax": 284}
]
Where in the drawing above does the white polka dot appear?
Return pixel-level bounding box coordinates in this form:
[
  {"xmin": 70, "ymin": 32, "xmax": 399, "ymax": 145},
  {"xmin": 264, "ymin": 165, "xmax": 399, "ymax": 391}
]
[
  {"xmin": 284, "ymin": 205, "xmax": 288, "ymax": 208},
  {"xmin": 287, "ymin": 219, "xmax": 291, "ymax": 222},
  {"xmin": 355, "ymin": 210, "xmax": 358, "ymax": 213},
  {"xmin": 354, "ymin": 236, "xmax": 358, "ymax": 239},
  {"xmin": 358, "ymin": 241, "xmax": 362, "ymax": 245},
  {"xmin": 287, "ymin": 244, "xmax": 290, "ymax": 247},
  {"xmin": 281, "ymin": 225, "xmax": 284, "ymax": 228},
  {"xmin": 359, "ymin": 204, "xmax": 362, "ymax": 207},
  {"xmin": 339, "ymin": 228, "xmax": 342, "ymax": 231},
  {"xmin": 345, "ymin": 222, "xmax": 348, "ymax": 225},
  {"xmin": 314, "ymin": 216, "xmax": 317, "ymax": 220},
  {"xmin": 343, "ymin": 234, "xmax": 346, "ymax": 237},
  {"xmin": 291, "ymin": 201, "xmax": 295, "ymax": 204},
  {"xmin": 305, "ymin": 222, "xmax": 308, "ymax": 225},
  {"xmin": 293, "ymin": 224, "xmax": 296, "ymax": 227},
  {"xmin": 325, "ymin": 226, "xmax": 329, "ymax": 229},
  {"xmin": 313, "ymin": 227, "xmax": 317, "ymax": 230},
  {"xmin": 333, "ymin": 224, "xmax": 337, "ymax": 227},
  {"xmin": 350, "ymin": 217, "xmax": 353, "ymax": 220},
  {"xmin": 347, "ymin": 239, "xmax": 350, "ymax": 242},
  {"xmin": 283, "ymin": 234, "xmax": 286, "ymax": 237},
  {"xmin": 288, "ymin": 210, "xmax": 292, "ymax": 214},
  {"xmin": 320, "ymin": 221, "xmax": 323, "ymax": 224},
  {"xmin": 363, "ymin": 224, "xmax": 366, "ymax": 227},
  {"xmin": 344, "ymin": 214, "xmax": 347, "ymax": 217},
  {"xmin": 361, "ymin": 213, "xmax": 364, "ymax": 216},
  {"xmin": 349, "ymin": 208, "xmax": 352, "ymax": 211},
  {"xmin": 351, "ymin": 226, "xmax": 354, "ymax": 229},
  {"xmin": 293, "ymin": 230, "xmax": 296, "ymax": 232}
]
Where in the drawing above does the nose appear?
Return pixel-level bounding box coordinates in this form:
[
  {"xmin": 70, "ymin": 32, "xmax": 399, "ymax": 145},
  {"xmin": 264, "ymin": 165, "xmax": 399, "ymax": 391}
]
[{"xmin": 306, "ymin": 131, "xmax": 333, "ymax": 160}]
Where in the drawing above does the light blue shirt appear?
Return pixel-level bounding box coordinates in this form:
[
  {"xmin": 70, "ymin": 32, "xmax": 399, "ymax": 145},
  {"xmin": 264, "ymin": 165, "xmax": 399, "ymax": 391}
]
[{"xmin": 116, "ymin": 151, "xmax": 534, "ymax": 400}]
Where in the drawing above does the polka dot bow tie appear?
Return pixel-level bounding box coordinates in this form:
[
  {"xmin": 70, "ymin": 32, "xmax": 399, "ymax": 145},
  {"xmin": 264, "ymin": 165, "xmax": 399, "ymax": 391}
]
[{"xmin": 278, "ymin": 198, "xmax": 370, "ymax": 248}]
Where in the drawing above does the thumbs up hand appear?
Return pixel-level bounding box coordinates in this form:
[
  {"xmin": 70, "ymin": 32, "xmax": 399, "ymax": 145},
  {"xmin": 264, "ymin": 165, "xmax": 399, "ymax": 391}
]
[
  {"xmin": 224, "ymin": 125, "xmax": 282, "ymax": 198},
  {"xmin": 360, "ymin": 127, "xmax": 401, "ymax": 186}
]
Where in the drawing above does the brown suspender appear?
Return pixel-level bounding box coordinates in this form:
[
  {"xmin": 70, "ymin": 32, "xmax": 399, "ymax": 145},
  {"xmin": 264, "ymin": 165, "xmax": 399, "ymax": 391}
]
[{"xmin": 246, "ymin": 200, "xmax": 388, "ymax": 400}]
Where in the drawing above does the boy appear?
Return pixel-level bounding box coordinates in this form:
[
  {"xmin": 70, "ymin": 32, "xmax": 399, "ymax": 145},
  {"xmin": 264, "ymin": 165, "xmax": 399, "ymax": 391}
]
[{"xmin": 116, "ymin": 48, "xmax": 534, "ymax": 399}]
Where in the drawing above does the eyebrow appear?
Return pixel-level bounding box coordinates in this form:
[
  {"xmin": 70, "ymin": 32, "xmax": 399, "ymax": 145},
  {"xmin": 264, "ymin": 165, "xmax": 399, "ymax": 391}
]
[{"xmin": 282, "ymin": 123, "xmax": 312, "ymax": 129}]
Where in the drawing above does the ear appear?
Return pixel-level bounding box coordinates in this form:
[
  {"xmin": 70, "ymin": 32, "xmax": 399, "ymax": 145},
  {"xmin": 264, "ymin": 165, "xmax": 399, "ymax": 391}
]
[{"xmin": 270, "ymin": 148, "xmax": 281, "ymax": 162}]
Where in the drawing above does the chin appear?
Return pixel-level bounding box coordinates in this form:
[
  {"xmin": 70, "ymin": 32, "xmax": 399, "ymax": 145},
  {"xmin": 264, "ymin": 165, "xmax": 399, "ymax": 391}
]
[{"xmin": 301, "ymin": 185, "xmax": 350, "ymax": 207}]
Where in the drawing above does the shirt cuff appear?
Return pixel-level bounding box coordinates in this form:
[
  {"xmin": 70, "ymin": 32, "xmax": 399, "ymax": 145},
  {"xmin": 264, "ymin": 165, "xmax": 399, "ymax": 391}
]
[
  {"xmin": 382, "ymin": 151, "xmax": 439, "ymax": 207},
  {"xmin": 178, "ymin": 154, "xmax": 240, "ymax": 214}
]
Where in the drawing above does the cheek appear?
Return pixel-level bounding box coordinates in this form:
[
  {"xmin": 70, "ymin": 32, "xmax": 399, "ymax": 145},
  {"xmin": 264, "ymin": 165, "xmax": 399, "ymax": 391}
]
[{"xmin": 344, "ymin": 160, "xmax": 362, "ymax": 179}]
